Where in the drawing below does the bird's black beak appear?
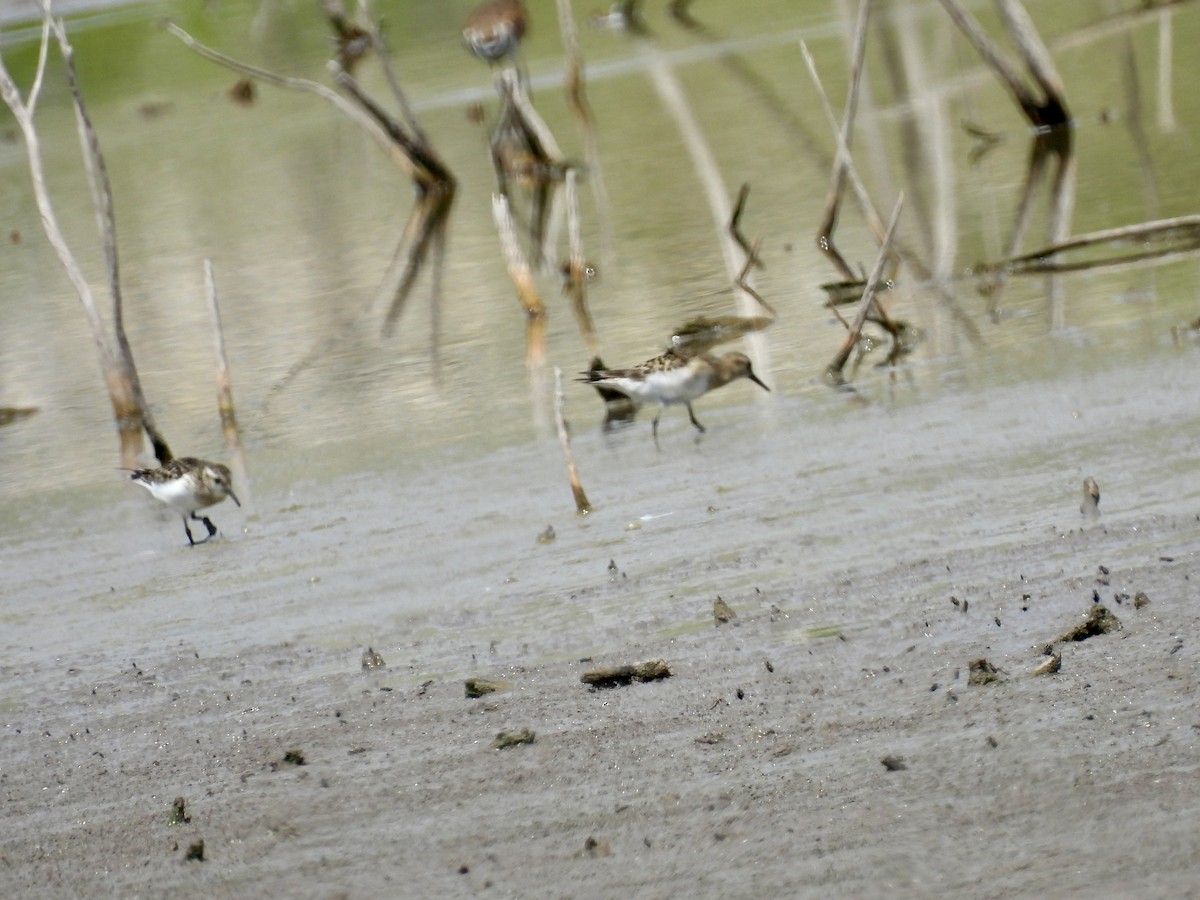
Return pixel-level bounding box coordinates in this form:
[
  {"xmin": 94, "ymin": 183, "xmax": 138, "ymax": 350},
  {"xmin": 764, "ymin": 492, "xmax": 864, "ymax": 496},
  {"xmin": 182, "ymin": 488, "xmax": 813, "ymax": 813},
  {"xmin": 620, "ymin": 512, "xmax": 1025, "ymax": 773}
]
[
  {"xmin": 748, "ymin": 370, "xmax": 770, "ymax": 392},
  {"xmin": 229, "ymin": 491, "xmax": 242, "ymax": 507}
]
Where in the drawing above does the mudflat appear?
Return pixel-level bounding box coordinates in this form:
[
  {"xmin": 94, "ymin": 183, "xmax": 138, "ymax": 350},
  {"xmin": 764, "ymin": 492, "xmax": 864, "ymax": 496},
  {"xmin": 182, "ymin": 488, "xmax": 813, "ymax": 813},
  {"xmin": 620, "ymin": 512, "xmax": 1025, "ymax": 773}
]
[{"xmin": 3, "ymin": 355, "xmax": 1198, "ymax": 897}]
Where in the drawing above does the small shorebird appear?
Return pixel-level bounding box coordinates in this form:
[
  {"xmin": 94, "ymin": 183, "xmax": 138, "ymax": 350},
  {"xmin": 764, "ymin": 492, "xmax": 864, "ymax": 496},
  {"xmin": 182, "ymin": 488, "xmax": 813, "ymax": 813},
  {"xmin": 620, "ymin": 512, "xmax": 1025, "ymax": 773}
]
[
  {"xmin": 463, "ymin": 0, "xmax": 526, "ymax": 64},
  {"xmin": 129, "ymin": 457, "xmax": 240, "ymax": 546},
  {"xmin": 581, "ymin": 350, "xmax": 769, "ymax": 439}
]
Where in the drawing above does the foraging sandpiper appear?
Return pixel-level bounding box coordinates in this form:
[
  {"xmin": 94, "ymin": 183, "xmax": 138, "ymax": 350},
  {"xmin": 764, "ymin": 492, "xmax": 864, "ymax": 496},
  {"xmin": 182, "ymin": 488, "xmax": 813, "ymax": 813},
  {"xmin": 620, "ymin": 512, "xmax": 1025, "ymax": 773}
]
[
  {"xmin": 129, "ymin": 457, "xmax": 240, "ymax": 546},
  {"xmin": 581, "ymin": 349, "xmax": 769, "ymax": 438}
]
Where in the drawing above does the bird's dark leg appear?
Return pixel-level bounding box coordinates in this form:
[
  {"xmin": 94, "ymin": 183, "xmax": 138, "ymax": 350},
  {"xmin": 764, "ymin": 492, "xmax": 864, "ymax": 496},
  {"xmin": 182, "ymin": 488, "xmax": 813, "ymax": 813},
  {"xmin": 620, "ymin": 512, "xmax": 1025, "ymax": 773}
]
[
  {"xmin": 686, "ymin": 403, "xmax": 706, "ymax": 433},
  {"xmin": 182, "ymin": 517, "xmax": 196, "ymax": 546},
  {"xmin": 189, "ymin": 512, "xmax": 218, "ymax": 543},
  {"xmin": 651, "ymin": 406, "xmax": 666, "ymax": 451}
]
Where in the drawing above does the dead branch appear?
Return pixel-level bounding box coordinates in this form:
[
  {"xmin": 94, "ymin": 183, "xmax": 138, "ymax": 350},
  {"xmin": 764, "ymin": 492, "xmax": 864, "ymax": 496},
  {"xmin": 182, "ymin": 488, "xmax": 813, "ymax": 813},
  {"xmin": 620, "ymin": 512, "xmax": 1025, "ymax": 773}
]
[
  {"xmin": 489, "ymin": 68, "xmax": 568, "ymax": 266},
  {"xmin": 801, "ymin": 38, "xmax": 982, "ymax": 350},
  {"xmin": 169, "ymin": 14, "xmax": 455, "ymax": 354},
  {"xmin": 0, "ymin": 11, "xmax": 144, "ymax": 467},
  {"xmin": 59, "ymin": 16, "xmax": 170, "ymax": 464},
  {"xmin": 165, "ymin": 22, "xmax": 406, "ymax": 168},
  {"xmin": 492, "ymin": 193, "xmax": 547, "ymax": 372},
  {"xmin": 977, "ymin": 213, "xmax": 1200, "ymax": 277},
  {"xmin": 327, "ymin": 67, "xmax": 457, "ymax": 338},
  {"xmin": 937, "ymin": 0, "xmax": 1069, "ymax": 126},
  {"xmin": 204, "ymin": 260, "xmax": 249, "ymax": 508},
  {"xmin": 581, "ymin": 659, "xmax": 672, "ymax": 688},
  {"xmin": 564, "ymin": 168, "xmax": 600, "ymax": 357},
  {"xmin": 555, "ymin": 0, "xmax": 613, "ymax": 256},
  {"xmin": 814, "ymin": 0, "xmax": 872, "ymax": 280},
  {"xmin": 826, "ymin": 194, "xmax": 904, "ymax": 386},
  {"xmin": 729, "ymin": 183, "xmax": 764, "ymax": 270}
]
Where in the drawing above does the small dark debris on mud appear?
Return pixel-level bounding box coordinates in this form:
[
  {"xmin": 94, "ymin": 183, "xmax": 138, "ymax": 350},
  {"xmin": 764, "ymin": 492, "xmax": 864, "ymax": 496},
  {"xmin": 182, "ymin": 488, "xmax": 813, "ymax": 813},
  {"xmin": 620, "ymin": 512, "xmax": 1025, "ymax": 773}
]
[
  {"xmin": 1032, "ymin": 652, "xmax": 1062, "ymax": 676},
  {"xmin": 184, "ymin": 839, "xmax": 205, "ymax": 862},
  {"xmin": 167, "ymin": 796, "xmax": 189, "ymax": 826},
  {"xmin": 492, "ymin": 728, "xmax": 536, "ymax": 750},
  {"xmin": 581, "ymin": 660, "xmax": 672, "ymax": 688},
  {"xmin": 465, "ymin": 677, "xmax": 510, "ymax": 698},
  {"xmin": 1054, "ymin": 605, "xmax": 1122, "ymax": 643},
  {"xmin": 713, "ymin": 596, "xmax": 737, "ymax": 625},
  {"xmin": 584, "ymin": 836, "xmax": 612, "ymax": 858},
  {"xmin": 881, "ymin": 755, "xmax": 907, "ymax": 771},
  {"xmin": 1134, "ymin": 592, "xmax": 1151, "ymax": 609},
  {"xmin": 1080, "ymin": 477, "xmax": 1100, "ymax": 517},
  {"xmin": 968, "ymin": 658, "xmax": 1004, "ymax": 686},
  {"xmin": 361, "ymin": 647, "xmax": 386, "ymax": 671},
  {"xmin": 281, "ymin": 750, "xmax": 306, "ymax": 767}
]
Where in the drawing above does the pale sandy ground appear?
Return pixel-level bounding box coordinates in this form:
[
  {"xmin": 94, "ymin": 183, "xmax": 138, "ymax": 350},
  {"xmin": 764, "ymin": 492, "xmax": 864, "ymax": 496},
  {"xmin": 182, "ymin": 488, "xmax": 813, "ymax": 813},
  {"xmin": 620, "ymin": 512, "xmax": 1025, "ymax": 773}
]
[{"xmin": 2, "ymin": 353, "xmax": 1199, "ymax": 898}]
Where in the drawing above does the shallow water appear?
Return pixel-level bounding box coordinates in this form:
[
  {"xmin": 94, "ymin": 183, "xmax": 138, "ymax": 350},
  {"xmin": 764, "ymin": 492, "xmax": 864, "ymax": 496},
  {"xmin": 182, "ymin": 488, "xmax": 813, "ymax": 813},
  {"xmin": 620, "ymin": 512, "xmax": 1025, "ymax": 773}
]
[{"xmin": 1, "ymin": 0, "xmax": 1198, "ymax": 598}]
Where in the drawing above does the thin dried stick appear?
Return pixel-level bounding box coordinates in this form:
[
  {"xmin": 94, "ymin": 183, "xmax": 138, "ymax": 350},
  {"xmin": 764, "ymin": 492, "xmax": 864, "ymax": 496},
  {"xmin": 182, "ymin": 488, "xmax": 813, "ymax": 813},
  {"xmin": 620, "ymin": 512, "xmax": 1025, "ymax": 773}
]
[
  {"xmin": 979, "ymin": 213, "xmax": 1200, "ymax": 275},
  {"xmin": 553, "ymin": 367, "xmax": 591, "ymax": 514},
  {"xmin": 58, "ymin": 14, "xmax": 170, "ymax": 464},
  {"xmin": 356, "ymin": 0, "xmax": 433, "ymax": 149},
  {"xmin": 827, "ymin": 194, "xmax": 904, "ymax": 385},
  {"xmin": 492, "ymin": 193, "xmax": 547, "ymax": 373},
  {"xmin": 564, "ymin": 168, "xmax": 600, "ymax": 357},
  {"xmin": 814, "ymin": 0, "xmax": 872, "ymax": 280},
  {"xmin": 729, "ymin": 183, "xmax": 765, "ymax": 270},
  {"xmin": 204, "ymin": 260, "xmax": 249, "ymax": 507},
  {"xmin": 555, "ymin": 0, "xmax": 613, "ymax": 256},
  {"xmin": 801, "ymin": 38, "xmax": 982, "ymax": 347},
  {"xmin": 165, "ymin": 21, "xmax": 415, "ymax": 177},
  {"xmin": 936, "ymin": 0, "xmax": 1068, "ymax": 125}
]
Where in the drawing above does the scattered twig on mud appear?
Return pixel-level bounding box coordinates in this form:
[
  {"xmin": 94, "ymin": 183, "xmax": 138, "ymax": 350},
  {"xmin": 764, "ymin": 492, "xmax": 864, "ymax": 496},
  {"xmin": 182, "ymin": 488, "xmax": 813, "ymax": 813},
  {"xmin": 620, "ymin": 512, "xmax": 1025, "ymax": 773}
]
[
  {"xmin": 553, "ymin": 367, "xmax": 591, "ymax": 514},
  {"xmin": 581, "ymin": 659, "xmax": 672, "ymax": 688}
]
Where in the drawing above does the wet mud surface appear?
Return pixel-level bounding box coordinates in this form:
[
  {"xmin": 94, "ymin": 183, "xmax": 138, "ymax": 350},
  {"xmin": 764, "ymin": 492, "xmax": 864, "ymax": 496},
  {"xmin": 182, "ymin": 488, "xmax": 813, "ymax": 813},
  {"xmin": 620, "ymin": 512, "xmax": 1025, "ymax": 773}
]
[{"xmin": 2, "ymin": 357, "xmax": 1199, "ymax": 897}]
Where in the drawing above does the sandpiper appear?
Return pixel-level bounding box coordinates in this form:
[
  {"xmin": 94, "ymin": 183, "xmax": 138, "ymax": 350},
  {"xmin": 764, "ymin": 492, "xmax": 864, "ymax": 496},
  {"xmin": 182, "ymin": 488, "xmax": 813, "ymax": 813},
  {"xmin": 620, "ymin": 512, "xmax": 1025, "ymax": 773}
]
[
  {"xmin": 463, "ymin": 0, "xmax": 526, "ymax": 64},
  {"xmin": 581, "ymin": 350, "xmax": 769, "ymax": 438},
  {"xmin": 129, "ymin": 457, "xmax": 240, "ymax": 546}
]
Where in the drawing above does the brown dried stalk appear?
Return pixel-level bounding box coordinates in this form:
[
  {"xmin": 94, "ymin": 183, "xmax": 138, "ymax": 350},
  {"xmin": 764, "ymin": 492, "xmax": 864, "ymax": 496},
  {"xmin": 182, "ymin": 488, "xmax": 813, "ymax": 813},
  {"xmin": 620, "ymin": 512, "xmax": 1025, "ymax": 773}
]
[
  {"xmin": 0, "ymin": 8, "xmax": 169, "ymax": 468},
  {"xmin": 937, "ymin": 0, "xmax": 1069, "ymax": 126},
  {"xmin": 204, "ymin": 260, "xmax": 249, "ymax": 508},
  {"xmin": 555, "ymin": 0, "xmax": 612, "ymax": 255},
  {"xmin": 826, "ymin": 194, "xmax": 904, "ymax": 386},
  {"xmin": 492, "ymin": 193, "xmax": 547, "ymax": 372},
  {"xmin": 815, "ymin": 0, "xmax": 872, "ymax": 281},
  {"xmin": 564, "ymin": 169, "xmax": 600, "ymax": 357},
  {"xmin": 553, "ymin": 367, "xmax": 591, "ymax": 514}
]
